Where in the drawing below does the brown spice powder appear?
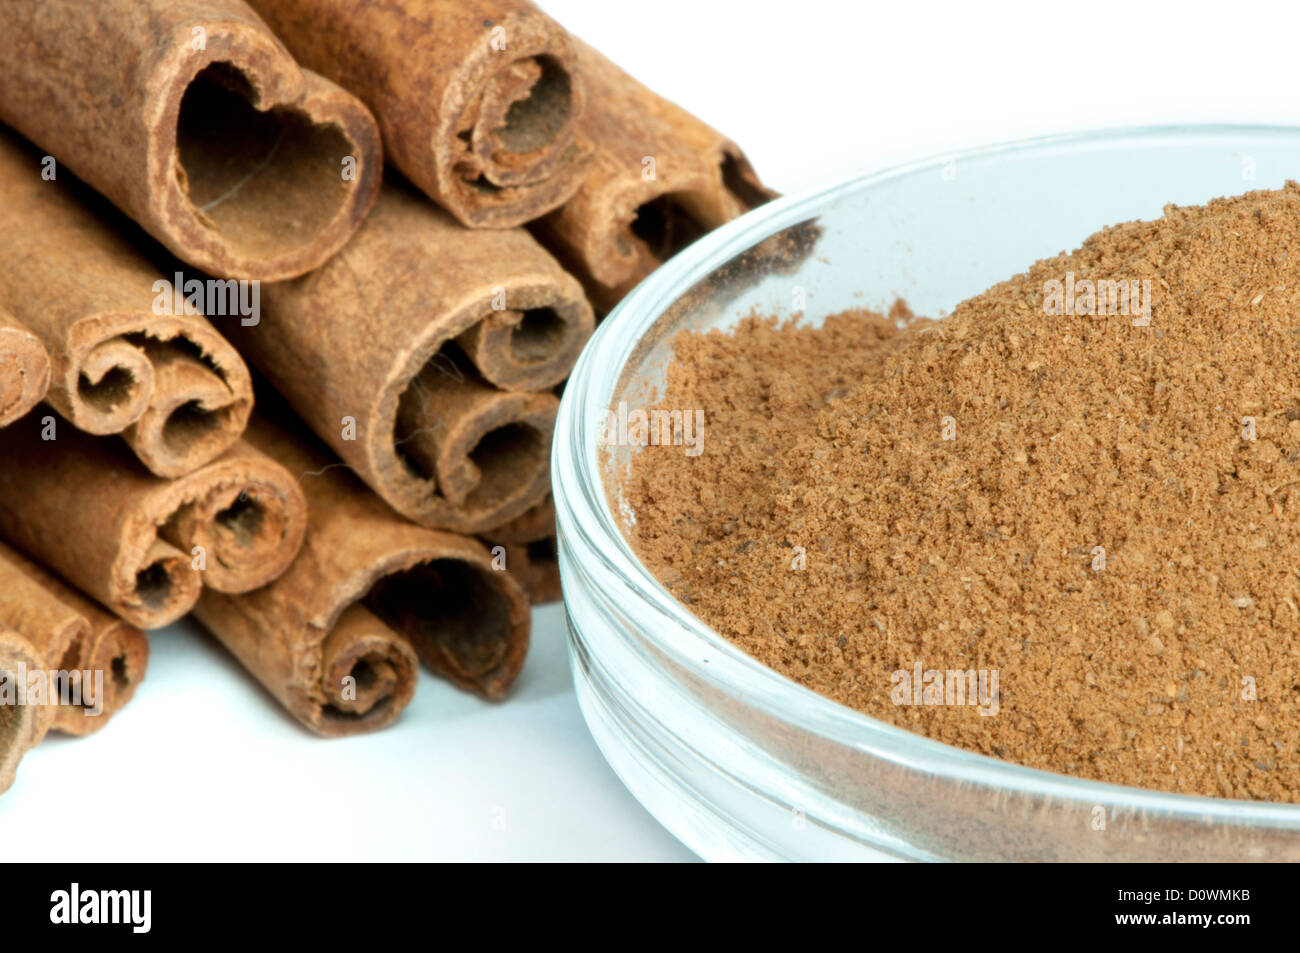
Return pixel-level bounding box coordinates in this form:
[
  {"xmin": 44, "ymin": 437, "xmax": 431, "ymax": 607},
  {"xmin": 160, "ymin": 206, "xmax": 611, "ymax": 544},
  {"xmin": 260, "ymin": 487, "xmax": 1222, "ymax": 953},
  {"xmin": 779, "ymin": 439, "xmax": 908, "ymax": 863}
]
[{"xmin": 623, "ymin": 183, "xmax": 1300, "ymax": 803}]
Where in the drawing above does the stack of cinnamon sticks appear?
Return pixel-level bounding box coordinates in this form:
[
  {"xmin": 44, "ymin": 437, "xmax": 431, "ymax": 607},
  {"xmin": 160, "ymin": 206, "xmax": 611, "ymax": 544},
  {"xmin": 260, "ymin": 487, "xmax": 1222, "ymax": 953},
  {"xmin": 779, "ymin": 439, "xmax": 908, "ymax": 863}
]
[{"xmin": 0, "ymin": 0, "xmax": 769, "ymax": 788}]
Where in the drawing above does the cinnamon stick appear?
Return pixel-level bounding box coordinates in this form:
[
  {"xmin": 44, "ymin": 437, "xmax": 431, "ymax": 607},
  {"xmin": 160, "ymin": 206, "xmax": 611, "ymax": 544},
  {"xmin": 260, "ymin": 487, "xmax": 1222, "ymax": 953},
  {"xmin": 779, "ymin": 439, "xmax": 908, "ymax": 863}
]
[
  {"xmin": 533, "ymin": 38, "xmax": 775, "ymax": 313},
  {"xmin": 501, "ymin": 539, "xmax": 561, "ymax": 605},
  {"xmin": 0, "ymin": 625, "xmax": 50, "ymax": 795},
  {"xmin": 488, "ymin": 493, "xmax": 554, "ymax": 544},
  {"xmin": 0, "ymin": 542, "xmax": 148, "ymax": 735},
  {"xmin": 0, "ymin": 0, "xmax": 381, "ymax": 280},
  {"xmin": 0, "ymin": 415, "xmax": 307, "ymax": 629},
  {"xmin": 0, "ymin": 130, "xmax": 253, "ymax": 477},
  {"xmin": 245, "ymin": 0, "xmax": 588, "ymax": 228},
  {"xmin": 481, "ymin": 493, "xmax": 559, "ymax": 602},
  {"xmin": 0, "ymin": 308, "xmax": 49, "ymax": 429},
  {"xmin": 194, "ymin": 413, "xmax": 531, "ymax": 736},
  {"xmin": 224, "ymin": 182, "xmax": 592, "ymax": 533}
]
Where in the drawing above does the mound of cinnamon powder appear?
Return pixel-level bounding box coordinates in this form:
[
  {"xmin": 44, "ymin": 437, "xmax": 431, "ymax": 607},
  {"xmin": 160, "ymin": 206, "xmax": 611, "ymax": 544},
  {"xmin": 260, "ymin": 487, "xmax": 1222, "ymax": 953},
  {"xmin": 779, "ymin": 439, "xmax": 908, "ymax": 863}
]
[{"xmin": 623, "ymin": 182, "xmax": 1300, "ymax": 802}]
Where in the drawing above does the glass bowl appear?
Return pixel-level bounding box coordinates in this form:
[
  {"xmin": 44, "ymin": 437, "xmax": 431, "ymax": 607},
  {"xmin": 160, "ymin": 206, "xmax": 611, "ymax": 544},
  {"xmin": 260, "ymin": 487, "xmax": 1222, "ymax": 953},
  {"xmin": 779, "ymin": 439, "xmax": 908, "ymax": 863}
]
[{"xmin": 553, "ymin": 125, "xmax": 1300, "ymax": 861}]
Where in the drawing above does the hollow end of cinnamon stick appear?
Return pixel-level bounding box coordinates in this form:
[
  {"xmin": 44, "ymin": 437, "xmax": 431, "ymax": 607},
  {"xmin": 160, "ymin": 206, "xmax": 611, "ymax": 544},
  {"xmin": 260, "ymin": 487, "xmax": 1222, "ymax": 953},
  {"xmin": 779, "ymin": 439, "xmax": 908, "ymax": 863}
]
[
  {"xmin": 532, "ymin": 38, "xmax": 775, "ymax": 312},
  {"xmin": 362, "ymin": 551, "xmax": 531, "ymax": 700},
  {"xmin": 0, "ymin": 131, "xmax": 253, "ymax": 473},
  {"xmin": 454, "ymin": 288, "xmax": 592, "ymax": 393},
  {"xmin": 538, "ymin": 148, "xmax": 772, "ymax": 314},
  {"xmin": 394, "ymin": 362, "xmax": 559, "ymax": 521},
  {"xmin": 58, "ymin": 315, "xmax": 252, "ymax": 477},
  {"xmin": 0, "ymin": 626, "xmax": 53, "ymax": 795},
  {"xmin": 316, "ymin": 604, "xmax": 418, "ymax": 731},
  {"xmin": 192, "ymin": 414, "xmax": 532, "ymax": 733},
  {"xmin": 243, "ymin": 0, "xmax": 588, "ymax": 228},
  {"xmin": 113, "ymin": 539, "xmax": 203, "ymax": 631},
  {"xmin": 69, "ymin": 336, "xmax": 156, "ymax": 436},
  {"xmin": 0, "ymin": 3, "xmax": 382, "ymax": 281},
  {"xmin": 0, "ymin": 414, "xmax": 306, "ymax": 629},
  {"xmin": 432, "ymin": 10, "xmax": 589, "ymax": 228},
  {"xmin": 53, "ymin": 313, "xmax": 255, "ymax": 480},
  {"xmin": 227, "ymin": 181, "xmax": 587, "ymax": 533},
  {"xmin": 0, "ymin": 319, "xmax": 50, "ymax": 428},
  {"xmin": 168, "ymin": 58, "xmax": 382, "ymax": 279},
  {"xmin": 162, "ymin": 446, "xmax": 309, "ymax": 595},
  {"xmin": 194, "ymin": 572, "xmax": 428, "ymax": 739},
  {"xmin": 113, "ymin": 444, "xmax": 306, "ymax": 625},
  {"xmin": 52, "ymin": 613, "xmax": 150, "ymax": 737},
  {"xmin": 0, "ymin": 540, "xmax": 148, "ymax": 736},
  {"xmin": 116, "ymin": 329, "xmax": 254, "ymax": 478}
]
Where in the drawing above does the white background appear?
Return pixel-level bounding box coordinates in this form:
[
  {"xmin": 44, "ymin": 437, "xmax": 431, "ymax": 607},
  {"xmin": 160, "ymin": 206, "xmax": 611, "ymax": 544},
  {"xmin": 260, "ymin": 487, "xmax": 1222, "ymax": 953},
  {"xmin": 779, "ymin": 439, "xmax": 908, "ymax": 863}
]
[{"xmin": 7, "ymin": 0, "xmax": 1300, "ymax": 861}]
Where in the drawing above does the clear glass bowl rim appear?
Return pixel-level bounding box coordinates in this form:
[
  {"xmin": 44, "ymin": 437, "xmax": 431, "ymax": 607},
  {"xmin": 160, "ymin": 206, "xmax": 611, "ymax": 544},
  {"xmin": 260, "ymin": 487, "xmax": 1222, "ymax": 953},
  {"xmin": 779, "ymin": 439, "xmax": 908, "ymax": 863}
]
[{"xmin": 554, "ymin": 122, "xmax": 1300, "ymax": 829}]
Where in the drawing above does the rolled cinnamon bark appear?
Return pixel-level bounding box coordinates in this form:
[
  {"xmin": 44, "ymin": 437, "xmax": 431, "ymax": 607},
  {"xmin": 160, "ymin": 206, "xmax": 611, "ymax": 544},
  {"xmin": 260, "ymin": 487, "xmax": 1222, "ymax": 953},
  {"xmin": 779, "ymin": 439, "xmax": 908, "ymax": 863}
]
[
  {"xmin": 0, "ymin": 625, "xmax": 50, "ymax": 795},
  {"xmin": 0, "ymin": 308, "xmax": 50, "ymax": 429},
  {"xmin": 0, "ymin": 415, "xmax": 307, "ymax": 629},
  {"xmin": 0, "ymin": 0, "xmax": 381, "ymax": 280},
  {"xmin": 0, "ymin": 544, "xmax": 84, "ymax": 711},
  {"xmin": 0, "ymin": 131, "xmax": 253, "ymax": 477},
  {"xmin": 533, "ymin": 39, "xmax": 775, "ymax": 313},
  {"xmin": 487, "ymin": 493, "xmax": 554, "ymax": 544},
  {"xmin": 498, "ymin": 538, "xmax": 561, "ymax": 605},
  {"xmin": 0, "ymin": 542, "xmax": 148, "ymax": 735},
  {"xmin": 194, "ymin": 413, "xmax": 532, "ymax": 736},
  {"xmin": 50, "ymin": 601, "xmax": 149, "ymax": 737},
  {"xmin": 245, "ymin": 0, "xmax": 587, "ymax": 228},
  {"xmin": 481, "ymin": 492, "xmax": 559, "ymax": 601},
  {"xmin": 225, "ymin": 182, "xmax": 591, "ymax": 533}
]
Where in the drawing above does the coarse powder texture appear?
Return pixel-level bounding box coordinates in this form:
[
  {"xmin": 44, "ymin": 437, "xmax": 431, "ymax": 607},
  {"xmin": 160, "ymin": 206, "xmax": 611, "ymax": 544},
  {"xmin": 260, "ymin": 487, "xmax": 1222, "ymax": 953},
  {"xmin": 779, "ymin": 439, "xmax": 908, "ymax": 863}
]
[{"xmin": 623, "ymin": 182, "xmax": 1300, "ymax": 803}]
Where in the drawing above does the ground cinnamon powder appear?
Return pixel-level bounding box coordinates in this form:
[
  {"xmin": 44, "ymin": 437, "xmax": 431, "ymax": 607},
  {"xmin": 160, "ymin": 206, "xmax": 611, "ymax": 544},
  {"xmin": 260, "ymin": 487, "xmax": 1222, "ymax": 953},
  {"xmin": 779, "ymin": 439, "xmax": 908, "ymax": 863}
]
[{"xmin": 623, "ymin": 183, "xmax": 1300, "ymax": 802}]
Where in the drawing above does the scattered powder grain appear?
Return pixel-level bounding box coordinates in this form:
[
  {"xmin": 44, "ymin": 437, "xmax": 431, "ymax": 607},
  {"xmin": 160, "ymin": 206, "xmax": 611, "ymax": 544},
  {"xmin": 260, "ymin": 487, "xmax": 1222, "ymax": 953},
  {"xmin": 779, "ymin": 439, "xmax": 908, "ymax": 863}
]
[{"xmin": 623, "ymin": 182, "xmax": 1300, "ymax": 802}]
